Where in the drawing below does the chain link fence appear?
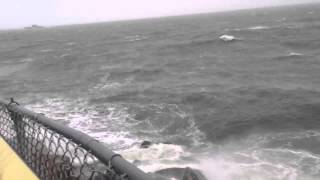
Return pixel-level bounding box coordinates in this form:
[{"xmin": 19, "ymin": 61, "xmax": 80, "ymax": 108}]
[{"xmin": 0, "ymin": 99, "xmax": 153, "ymax": 180}]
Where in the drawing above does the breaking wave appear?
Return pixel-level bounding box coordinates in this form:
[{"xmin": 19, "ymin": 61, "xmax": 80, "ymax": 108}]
[
  {"xmin": 26, "ymin": 97, "xmax": 139, "ymax": 150},
  {"xmin": 247, "ymin": 26, "xmax": 271, "ymax": 30},
  {"xmin": 199, "ymin": 131, "xmax": 320, "ymax": 180}
]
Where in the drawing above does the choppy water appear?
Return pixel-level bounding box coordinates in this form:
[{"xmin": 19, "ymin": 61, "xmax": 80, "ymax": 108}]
[{"xmin": 1, "ymin": 3, "xmax": 320, "ymax": 180}]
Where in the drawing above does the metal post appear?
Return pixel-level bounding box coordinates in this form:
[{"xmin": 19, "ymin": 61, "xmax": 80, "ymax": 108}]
[{"xmin": 8, "ymin": 98, "xmax": 25, "ymax": 154}]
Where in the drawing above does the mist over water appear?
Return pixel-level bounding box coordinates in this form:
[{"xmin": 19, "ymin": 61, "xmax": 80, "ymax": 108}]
[{"xmin": 1, "ymin": 3, "xmax": 320, "ymax": 180}]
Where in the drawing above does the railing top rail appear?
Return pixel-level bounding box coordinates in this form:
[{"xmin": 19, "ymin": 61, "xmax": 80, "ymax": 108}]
[{"xmin": 0, "ymin": 99, "xmax": 153, "ymax": 180}]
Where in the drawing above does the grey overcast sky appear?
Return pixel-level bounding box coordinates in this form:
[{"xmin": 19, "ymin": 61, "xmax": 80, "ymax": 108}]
[{"xmin": 0, "ymin": 0, "xmax": 318, "ymax": 29}]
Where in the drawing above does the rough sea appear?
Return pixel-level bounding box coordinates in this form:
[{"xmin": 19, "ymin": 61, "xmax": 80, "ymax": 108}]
[{"xmin": 1, "ymin": 3, "xmax": 320, "ymax": 180}]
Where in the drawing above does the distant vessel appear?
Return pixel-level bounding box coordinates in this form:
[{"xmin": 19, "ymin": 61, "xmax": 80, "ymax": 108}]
[{"xmin": 24, "ymin": 24, "xmax": 45, "ymax": 30}]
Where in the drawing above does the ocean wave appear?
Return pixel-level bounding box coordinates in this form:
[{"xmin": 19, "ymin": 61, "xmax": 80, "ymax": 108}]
[
  {"xmin": 276, "ymin": 17, "xmax": 287, "ymax": 22},
  {"xmin": 92, "ymin": 81, "xmax": 126, "ymax": 91},
  {"xmin": 59, "ymin": 53, "xmax": 71, "ymax": 58},
  {"xmin": 24, "ymin": 96, "xmax": 320, "ymax": 179},
  {"xmin": 288, "ymin": 52, "xmax": 304, "ymax": 56},
  {"xmin": 282, "ymin": 39, "xmax": 320, "ymax": 50},
  {"xmin": 247, "ymin": 26, "xmax": 271, "ymax": 30},
  {"xmin": 121, "ymin": 143, "xmax": 199, "ymax": 173},
  {"xmin": 229, "ymin": 25, "xmax": 271, "ymax": 32},
  {"xmin": 158, "ymin": 37, "xmax": 237, "ymax": 54},
  {"xmin": 121, "ymin": 143, "xmax": 186, "ymax": 162},
  {"xmin": 107, "ymin": 68, "xmax": 165, "ymax": 82},
  {"xmin": 197, "ymin": 130, "xmax": 320, "ymax": 180},
  {"xmin": 130, "ymin": 103, "xmax": 207, "ymax": 146},
  {"xmin": 18, "ymin": 43, "xmax": 43, "ymax": 49},
  {"xmin": 18, "ymin": 58, "xmax": 34, "ymax": 63},
  {"xmin": 124, "ymin": 35, "xmax": 148, "ymax": 42},
  {"xmin": 219, "ymin": 35, "xmax": 240, "ymax": 42},
  {"xmin": 25, "ymin": 97, "xmax": 211, "ymax": 175},
  {"xmin": 66, "ymin": 42, "xmax": 76, "ymax": 46},
  {"xmin": 91, "ymin": 94, "xmax": 209, "ymax": 147},
  {"xmin": 90, "ymin": 91, "xmax": 141, "ymax": 103},
  {"xmin": 182, "ymin": 88, "xmax": 320, "ymax": 143},
  {"xmin": 90, "ymin": 73, "xmax": 131, "ymax": 92},
  {"xmin": 200, "ymin": 155, "xmax": 298, "ymax": 180},
  {"xmin": 26, "ymin": 97, "xmax": 140, "ymax": 150},
  {"xmin": 124, "ymin": 130, "xmax": 320, "ymax": 178},
  {"xmin": 25, "ymin": 96, "xmax": 208, "ymax": 151},
  {"xmin": 87, "ymin": 86, "xmax": 320, "ymax": 147},
  {"xmin": 90, "ymin": 52, "xmax": 110, "ymax": 57},
  {"xmin": 272, "ymin": 52, "xmax": 305, "ymax": 61}
]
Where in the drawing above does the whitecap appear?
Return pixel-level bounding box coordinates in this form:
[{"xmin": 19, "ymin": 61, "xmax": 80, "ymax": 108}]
[
  {"xmin": 59, "ymin": 53, "xmax": 70, "ymax": 58},
  {"xmin": 139, "ymin": 162, "xmax": 199, "ymax": 174},
  {"xmin": 219, "ymin": 35, "xmax": 238, "ymax": 42},
  {"xmin": 120, "ymin": 143, "xmax": 198, "ymax": 172},
  {"xmin": 90, "ymin": 52, "xmax": 110, "ymax": 57},
  {"xmin": 288, "ymin": 52, "xmax": 304, "ymax": 57},
  {"xmin": 247, "ymin": 26, "xmax": 270, "ymax": 30},
  {"xmin": 121, "ymin": 143, "xmax": 186, "ymax": 162}
]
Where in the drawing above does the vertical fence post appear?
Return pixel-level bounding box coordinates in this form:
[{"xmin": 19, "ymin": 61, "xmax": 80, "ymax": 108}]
[{"xmin": 8, "ymin": 98, "xmax": 25, "ymax": 154}]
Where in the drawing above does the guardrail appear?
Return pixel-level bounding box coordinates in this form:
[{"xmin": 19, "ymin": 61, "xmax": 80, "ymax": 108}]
[{"xmin": 0, "ymin": 98, "xmax": 153, "ymax": 180}]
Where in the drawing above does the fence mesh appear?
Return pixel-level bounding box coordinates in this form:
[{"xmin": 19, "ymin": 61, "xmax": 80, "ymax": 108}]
[{"xmin": 0, "ymin": 100, "xmax": 144, "ymax": 180}]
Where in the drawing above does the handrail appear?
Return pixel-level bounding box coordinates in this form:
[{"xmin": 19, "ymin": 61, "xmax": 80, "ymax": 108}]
[{"xmin": 0, "ymin": 99, "xmax": 153, "ymax": 180}]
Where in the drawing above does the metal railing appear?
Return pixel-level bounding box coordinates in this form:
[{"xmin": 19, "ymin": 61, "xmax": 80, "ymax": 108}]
[{"xmin": 0, "ymin": 99, "xmax": 153, "ymax": 180}]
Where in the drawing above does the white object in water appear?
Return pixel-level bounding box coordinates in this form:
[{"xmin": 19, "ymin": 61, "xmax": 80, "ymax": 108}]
[
  {"xmin": 288, "ymin": 52, "xmax": 303, "ymax": 56},
  {"xmin": 219, "ymin": 35, "xmax": 236, "ymax": 42},
  {"xmin": 247, "ymin": 26, "xmax": 270, "ymax": 30}
]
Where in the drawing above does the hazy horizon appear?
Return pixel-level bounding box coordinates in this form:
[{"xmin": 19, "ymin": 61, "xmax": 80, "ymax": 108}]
[{"xmin": 0, "ymin": 0, "xmax": 319, "ymax": 29}]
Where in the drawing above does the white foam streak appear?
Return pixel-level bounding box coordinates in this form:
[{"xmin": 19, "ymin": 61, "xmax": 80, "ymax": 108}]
[
  {"xmin": 121, "ymin": 143, "xmax": 186, "ymax": 162},
  {"xmin": 219, "ymin": 35, "xmax": 237, "ymax": 42},
  {"xmin": 230, "ymin": 25, "xmax": 271, "ymax": 32},
  {"xmin": 288, "ymin": 52, "xmax": 303, "ymax": 57},
  {"xmin": 60, "ymin": 53, "xmax": 71, "ymax": 58},
  {"xmin": 247, "ymin": 26, "xmax": 270, "ymax": 30},
  {"xmin": 140, "ymin": 162, "xmax": 199, "ymax": 174}
]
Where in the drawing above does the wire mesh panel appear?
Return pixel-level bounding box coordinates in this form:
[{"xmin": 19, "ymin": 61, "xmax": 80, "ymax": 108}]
[{"xmin": 0, "ymin": 100, "xmax": 152, "ymax": 180}]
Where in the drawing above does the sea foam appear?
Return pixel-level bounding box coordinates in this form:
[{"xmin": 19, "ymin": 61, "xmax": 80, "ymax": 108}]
[
  {"xmin": 288, "ymin": 52, "xmax": 303, "ymax": 57},
  {"xmin": 219, "ymin": 35, "xmax": 237, "ymax": 42},
  {"xmin": 247, "ymin": 26, "xmax": 270, "ymax": 30}
]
